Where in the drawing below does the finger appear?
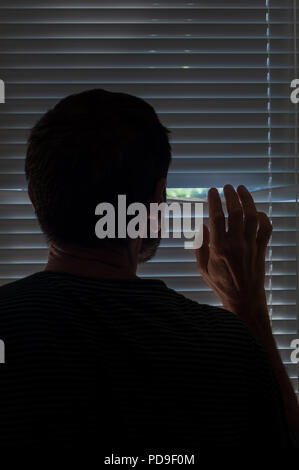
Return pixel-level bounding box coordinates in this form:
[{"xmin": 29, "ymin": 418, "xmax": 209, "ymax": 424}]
[
  {"xmin": 236, "ymin": 185, "xmax": 258, "ymax": 243},
  {"xmin": 256, "ymin": 212, "xmax": 272, "ymax": 274},
  {"xmin": 195, "ymin": 223, "xmax": 210, "ymax": 273},
  {"xmin": 208, "ymin": 187, "xmax": 225, "ymax": 249},
  {"xmin": 256, "ymin": 212, "xmax": 272, "ymax": 249},
  {"xmin": 223, "ymin": 184, "xmax": 243, "ymax": 240}
]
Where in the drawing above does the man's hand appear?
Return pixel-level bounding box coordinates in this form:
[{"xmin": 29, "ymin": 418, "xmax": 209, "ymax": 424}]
[
  {"xmin": 195, "ymin": 184, "xmax": 272, "ymax": 328},
  {"xmin": 195, "ymin": 184, "xmax": 299, "ymax": 433}
]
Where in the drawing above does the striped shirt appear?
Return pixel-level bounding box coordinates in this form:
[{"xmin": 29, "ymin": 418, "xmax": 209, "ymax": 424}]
[{"xmin": 0, "ymin": 270, "xmax": 294, "ymax": 455}]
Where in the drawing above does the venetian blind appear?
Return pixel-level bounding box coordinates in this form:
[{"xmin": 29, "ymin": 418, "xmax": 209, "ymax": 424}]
[{"xmin": 0, "ymin": 0, "xmax": 298, "ymax": 394}]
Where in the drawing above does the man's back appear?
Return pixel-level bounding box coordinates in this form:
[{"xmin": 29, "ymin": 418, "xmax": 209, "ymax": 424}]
[{"xmin": 0, "ymin": 271, "xmax": 292, "ymax": 452}]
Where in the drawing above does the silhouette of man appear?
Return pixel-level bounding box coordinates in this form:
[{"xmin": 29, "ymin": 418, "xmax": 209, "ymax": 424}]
[{"xmin": 0, "ymin": 89, "xmax": 298, "ymax": 458}]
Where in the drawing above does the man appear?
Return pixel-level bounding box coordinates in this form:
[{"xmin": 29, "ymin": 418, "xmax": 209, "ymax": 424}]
[{"xmin": 0, "ymin": 88, "xmax": 298, "ymax": 457}]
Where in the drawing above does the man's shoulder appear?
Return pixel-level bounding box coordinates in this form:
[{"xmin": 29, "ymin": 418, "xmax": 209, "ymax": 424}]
[
  {"xmin": 0, "ymin": 272, "xmax": 53, "ymax": 321},
  {"xmin": 0, "ymin": 272, "xmax": 47, "ymax": 297},
  {"xmin": 162, "ymin": 285, "xmax": 259, "ymax": 353},
  {"xmin": 168, "ymin": 286, "xmax": 254, "ymax": 334}
]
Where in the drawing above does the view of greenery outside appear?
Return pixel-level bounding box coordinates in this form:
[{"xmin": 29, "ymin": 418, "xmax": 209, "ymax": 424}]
[{"xmin": 166, "ymin": 188, "xmax": 223, "ymax": 199}]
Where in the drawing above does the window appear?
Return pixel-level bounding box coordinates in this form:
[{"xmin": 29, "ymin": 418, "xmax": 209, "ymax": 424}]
[{"xmin": 0, "ymin": 0, "xmax": 298, "ymax": 395}]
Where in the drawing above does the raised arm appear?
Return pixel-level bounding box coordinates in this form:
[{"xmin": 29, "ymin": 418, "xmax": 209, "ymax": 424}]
[{"xmin": 194, "ymin": 184, "xmax": 299, "ymax": 433}]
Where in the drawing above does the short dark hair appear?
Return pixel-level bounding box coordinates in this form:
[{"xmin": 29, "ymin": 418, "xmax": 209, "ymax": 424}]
[{"xmin": 25, "ymin": 88, "xmax": 172, "ymax": 248}]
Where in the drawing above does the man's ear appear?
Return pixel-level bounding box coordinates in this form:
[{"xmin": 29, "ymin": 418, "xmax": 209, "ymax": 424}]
[{"xmin": 152, "ymin": 177, "xmax": 167, "ymax": 204}]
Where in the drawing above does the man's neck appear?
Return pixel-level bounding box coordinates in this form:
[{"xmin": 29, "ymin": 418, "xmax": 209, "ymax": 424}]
[{"xmin": 45, "ymin": 240, "xmax": 140, "ymax": 279}]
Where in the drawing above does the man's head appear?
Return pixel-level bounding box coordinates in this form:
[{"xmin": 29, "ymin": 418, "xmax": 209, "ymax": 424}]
[{"xmin": 25, "ymin": 88, "xmax": 172, "ymax": 261}]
